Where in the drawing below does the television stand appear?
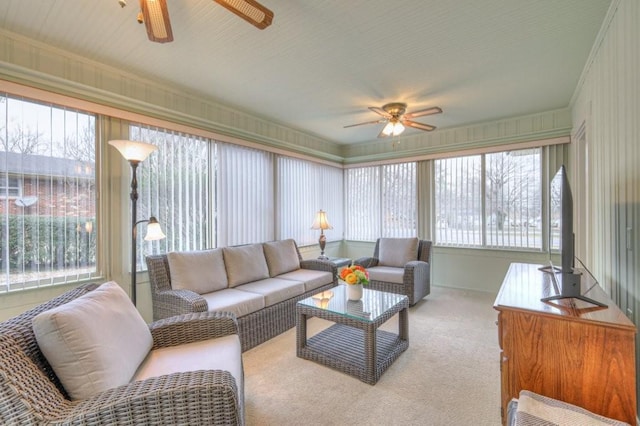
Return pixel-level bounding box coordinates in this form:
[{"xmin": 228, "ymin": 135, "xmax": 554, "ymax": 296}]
[
  {"xmin": 494, "ymin": 263, "xmax": 636, "ymax": 425},
  {"xmin": 540, "ymin": 293, "xmax": 608, "ymax": 308},
  {"xmin": 540, "ymin": 268, "xmax": 608, "ymax": 308}
]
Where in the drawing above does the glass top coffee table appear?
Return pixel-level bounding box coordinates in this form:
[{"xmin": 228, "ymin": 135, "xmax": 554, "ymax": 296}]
[{"xmin": 296, "ymin": 285, "xmax": 409, "ymax": 385}]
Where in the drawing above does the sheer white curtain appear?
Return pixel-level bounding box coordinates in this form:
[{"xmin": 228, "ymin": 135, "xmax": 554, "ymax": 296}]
[
  {"xmin": 216, "ymin": 142, "xmax": 274, "ymax": 246},
  {"xmin": 277, "ymin": 156, "xmax": 343, "ymax": 246}
]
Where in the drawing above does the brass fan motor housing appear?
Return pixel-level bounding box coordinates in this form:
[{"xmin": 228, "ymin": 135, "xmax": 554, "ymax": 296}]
[{"xmin": 382, "ymin": 102, "xmax": 407, "ymax": 117}]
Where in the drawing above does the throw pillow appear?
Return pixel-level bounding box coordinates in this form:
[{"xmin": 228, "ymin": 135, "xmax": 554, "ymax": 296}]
[
  {"xmin": 32, "ymin": 281, "xmax": 153, "ymax": 400},
  {"xmin": 263, "ymin": 239, "xmax": 301, "ymax": 277},
  {"xmin": 378, "ymin": 237, "xmax": 419, "ymax": 268},
  {"xmin": 168, "ymin": 249, "xmax": 228, "ymax": 294},
  {"xmin": 223, "ymin": 243, "xmax": 270, "ymax": 287}
]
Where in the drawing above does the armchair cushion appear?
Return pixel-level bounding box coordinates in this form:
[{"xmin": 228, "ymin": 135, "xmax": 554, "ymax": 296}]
[
  {"xmin": 168, "ymin": 248, "xmax": 228, "ymax": 294},
  {"xmin": 263, "ymin": 239, "xmax": 301, "ymax": 277},
  {"xmin": 224, "ymin": 244, "xmax": 270, "ymax": 287},
  {"xmin": 32, "ymin": 281, "xmax": 153, "ymax": 400},
  {"xmin": 367, "ymin": 266, "xmax": 405, "ymax": 284},
  {"xmin": 134, "ymin": 334, "xmax": 243, "ymax": 398},
  {"xmin": 378, "ymin": 237, "xmax": 419, "ymax": 267}
]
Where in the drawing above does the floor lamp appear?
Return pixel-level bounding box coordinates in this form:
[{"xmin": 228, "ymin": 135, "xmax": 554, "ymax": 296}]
[
  {"xmin": 311, "ymin": 209, "xmax": 333, "ymax": 260},
  {"xmin": 109, "ymin": 139, "xmax": 166, "ymax": 306}
]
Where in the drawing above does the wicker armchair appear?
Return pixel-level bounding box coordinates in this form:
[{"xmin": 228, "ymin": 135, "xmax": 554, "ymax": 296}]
[
  {"xmin": 354, "ymin": 238, "xmax": 432, "ymax": 306},
  {"xmin": 0, "ymin": 283, "xmax": 244, "ymax": 426}
]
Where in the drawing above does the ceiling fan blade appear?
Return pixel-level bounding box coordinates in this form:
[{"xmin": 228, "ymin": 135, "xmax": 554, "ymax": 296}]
[
  {"xmin": 213, "ymin": 0, "xmax": 274, "ymax": 29},
  {"xmin": 404, "ymin": 120, "xmax": 436, "ymax": 131},
  {"xmin": 344, "ymin": 119, "xmax": 386, "ymax": 128},
  {"xmin": 140, "ymin": 0, "xmax": 174, "ymax": 43},
  {"xmin": 404, "ymin": 106, "xmax": 442, "ymax": 119},
  {"xmin": 368, "ymin": 106, "xmax": 392, "ymax": 119}
]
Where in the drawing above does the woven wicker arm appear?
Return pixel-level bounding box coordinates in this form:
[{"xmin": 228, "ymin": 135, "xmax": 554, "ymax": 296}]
[
  {"xmin": 403, "ymin": 259, "xmax": 430, "ymax": 305},
  {"xmin": 150, "ymin": 311, "xmax": 239, "ymax": 349},
  {"xmin": 146, "ymin": 254, "xmax": 209, "ymax": 321},
  {"xmin": 299, "ymin": 258, "xmax": 337, "ymax": 276},
  {"xmin": 353, "ymin": 257, "xmax": 379, "ymax": 268},
  {"xmin": 57, "ymin": 370, "xmax": 242, "ymax": 425}
]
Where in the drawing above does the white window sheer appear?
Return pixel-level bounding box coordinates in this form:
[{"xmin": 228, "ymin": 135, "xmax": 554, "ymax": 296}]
[
  {"xmin": 277, "ymin": 157, "xmax": 343, "ymax": 246},
  {"xmin": 216, "ymin": 142, "xmax": 274, "ymax": 246}
]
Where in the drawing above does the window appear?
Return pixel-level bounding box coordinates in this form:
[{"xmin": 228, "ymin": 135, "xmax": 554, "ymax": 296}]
[
  {"xmin": 434, "ymin": 148, "xmax": 542, "ymax": 249},
  {"xmin": 0, "ymin": 95, "xmax": 97, "ymax": 290},
  {"xmin": 346, "ymin": 162, "xmax": 416, "ymax": 241},
  {"xmin": 0, "ymin": 176, "xmax": 21, "ymax": 198},
  {"xmin": 130, "ymin": 124, "xmax": 210, "ymax": 270}
]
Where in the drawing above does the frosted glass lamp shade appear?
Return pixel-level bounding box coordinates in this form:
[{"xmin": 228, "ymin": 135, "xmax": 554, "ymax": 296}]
[
  {"xmin": 144, "ymin": 217, "xmax": 166, "ymax": 241},
  {"xmin": 109, "ymin": 140, "xmax": 158, "ymax": 162}
]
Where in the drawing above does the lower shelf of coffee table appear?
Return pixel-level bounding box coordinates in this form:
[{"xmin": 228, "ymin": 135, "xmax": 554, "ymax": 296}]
[{"xmin": 298, "ymin": 323, "xmax": 408, "ymax": 384}]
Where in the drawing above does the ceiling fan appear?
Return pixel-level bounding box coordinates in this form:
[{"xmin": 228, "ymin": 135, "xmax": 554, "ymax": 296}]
[
  {"xmin": 344, "ymin": 102, "xmax": 443, "ymax": 138},
  {"xmin": 123, "ymin": 0, "xmax": 274, "ymax": 44}
]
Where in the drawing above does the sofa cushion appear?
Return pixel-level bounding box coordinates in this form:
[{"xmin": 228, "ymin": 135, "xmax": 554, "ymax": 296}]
[
  {"xmin": 235, "ymin": 278, "xmax": 305, "ymax": 307},
  {"xmin": 167, "ymin": 249, "xmax": 228, "ymax": 294},
  {"xmin": 32, "ymin": 281, "xmax": 153, "ymax": 400},
  {"xmin": 378, "ymin": 238, "xmax": 419, "ymax": 267},
  {"xmin": 223, "ymin": 244, "xmax": 270, "ymax": 287},
  {"xmin": 278, "ymin": 269, "xmax": 334, "ymax": 292},
  {"xmin": 263, "ymin": 239, "xmax": 301, "ymax": 277},
  {"xmin": 367, "ymin": 266, "xmax": 405, "ymax": 284},
  {"xmin": 134, "ymin": 334, "xmax": 243, "ymax": 399},
  {"xmin": 201, "ymin": 288, "xmax": 266, "ymax": 319}
]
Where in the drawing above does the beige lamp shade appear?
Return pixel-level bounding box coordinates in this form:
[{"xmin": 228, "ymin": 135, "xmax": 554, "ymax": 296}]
[
  {"xmin": 311, "ymin": 210, "xmax": 333, "ymax": 230},
  {"xmin": 109, "ymin": 140, "xmax": 158, "ymax": 162},
  {"xmin": 144, "ymin": 217, "xmax": 166, "ymax": 241}
]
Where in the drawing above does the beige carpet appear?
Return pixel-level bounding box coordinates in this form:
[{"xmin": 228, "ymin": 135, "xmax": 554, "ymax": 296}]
[{"xmin": 242, "ymin": 286, "xmax": 501, "ymax": 426}]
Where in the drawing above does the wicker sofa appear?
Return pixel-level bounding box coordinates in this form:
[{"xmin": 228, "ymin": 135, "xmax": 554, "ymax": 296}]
[
  {"xmin": 146, "ymin": 239, "xmax": 337, "ymax": 351},
  {"xmin": 354, "ymin": 237, "xmax": 432, "ymax": 306},
  {"xmin": 0, "ymin": 282, "xmax": 244, "ymax": 426}
]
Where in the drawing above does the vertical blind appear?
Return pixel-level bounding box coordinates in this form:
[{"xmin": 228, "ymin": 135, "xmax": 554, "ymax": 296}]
[
  {"xmin": 434, "ymin": 148, "xmax": 543, "ymax": 249},
  {"xmin": 216, "ymin": 142, "xmax": 274, "ymax": 246},
  {"xmin": 131, "ymin": 124, "xmax": 210, "ymax": 270},
  {"xmin": 277, "ymin": 156, "xmax": 343, "ymax": 245},
  {"xmin": 346, "ymin": 162, "xmax": 417, "ymax": 241},
  {"xmin": 1, "ymin": 95, "xmax": 97, "ymax": 290}
]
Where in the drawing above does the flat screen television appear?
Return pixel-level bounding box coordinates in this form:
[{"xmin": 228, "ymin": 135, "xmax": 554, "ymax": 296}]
[{"xmin": 540, "ymin": 165, "xmax": 606, "ymax": 307}]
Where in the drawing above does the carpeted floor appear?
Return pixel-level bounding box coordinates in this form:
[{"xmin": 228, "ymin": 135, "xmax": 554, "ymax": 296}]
[{"xmin": 242, "ymin": 286, "xmax": 501, "ymax": 425}]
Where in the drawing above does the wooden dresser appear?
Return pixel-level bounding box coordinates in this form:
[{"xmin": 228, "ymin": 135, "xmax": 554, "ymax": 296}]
[{"xmin": 494, "ymin": 262, "xmax": 637, "ymax": 425}]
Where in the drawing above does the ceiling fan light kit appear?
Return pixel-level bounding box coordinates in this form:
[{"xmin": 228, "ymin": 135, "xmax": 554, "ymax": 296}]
[
  {"xmin": 345, "ymin": 102, "xmax": 442, "ymax": 138},
  {"xmin": 139, "ymin": 0, "xmax": 173, "ymax": 43}
]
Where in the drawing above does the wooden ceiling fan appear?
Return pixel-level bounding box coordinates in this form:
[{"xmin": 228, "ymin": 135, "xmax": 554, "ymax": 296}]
[
  {"xmin": 344, "ymin": 102, "xmax": 442, "ymax": 138},
  {"xmin": 128, "ymin": 0, "xmax": 274, "ymax": 44}
]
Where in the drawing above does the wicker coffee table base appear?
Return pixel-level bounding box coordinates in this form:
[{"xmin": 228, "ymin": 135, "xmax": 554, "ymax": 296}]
[{"xmin": 296, "ymin": 298, "xmax": 409, "ymax": 385}]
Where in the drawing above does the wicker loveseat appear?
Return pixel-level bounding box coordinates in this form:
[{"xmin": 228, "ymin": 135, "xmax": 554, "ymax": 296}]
[
  {"xmin": 354, "ymin": 237, "xmax": 432, "ymax": 306},
  {"xmin": 146, "ymin": 239, "xmax": 337, "ymax": 351},
  {"xmin": 0, "ymin": 282, "xmax": 244, "ymax": 425}
]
